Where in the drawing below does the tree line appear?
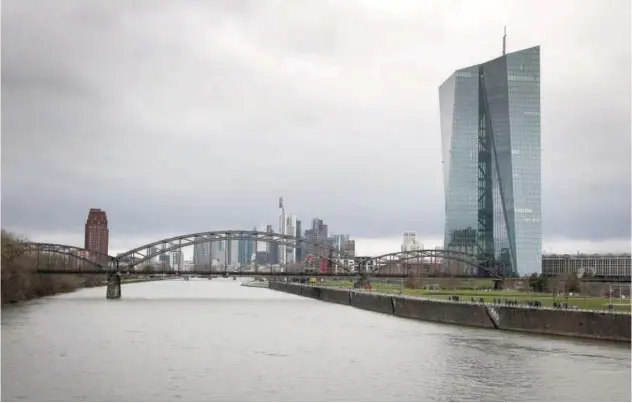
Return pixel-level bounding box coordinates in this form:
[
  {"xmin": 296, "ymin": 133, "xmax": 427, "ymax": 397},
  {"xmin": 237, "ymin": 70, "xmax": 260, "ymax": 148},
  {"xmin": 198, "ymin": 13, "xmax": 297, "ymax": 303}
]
[{"xmin": 1, "ymin": 230, "xmax": 105, "ymax": 305}]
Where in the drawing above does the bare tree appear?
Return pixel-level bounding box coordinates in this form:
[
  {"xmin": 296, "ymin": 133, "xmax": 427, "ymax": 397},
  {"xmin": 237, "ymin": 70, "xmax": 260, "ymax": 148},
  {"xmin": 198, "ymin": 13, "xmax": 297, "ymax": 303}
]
[
  {"xmin": 405, "ymin": 272, "xmax": 422, "ymax": 289},
  {"xmin": 2, "ymin": 230, "xmax": 89, "ymax": 304}
]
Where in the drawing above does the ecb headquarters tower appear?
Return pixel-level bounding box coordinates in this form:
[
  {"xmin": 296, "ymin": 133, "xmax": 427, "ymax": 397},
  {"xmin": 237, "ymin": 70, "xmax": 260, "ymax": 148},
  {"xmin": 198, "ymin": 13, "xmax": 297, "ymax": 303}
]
[{"xmin": 439, "ymin": 43, "xmax": 541, "ymax": 277}]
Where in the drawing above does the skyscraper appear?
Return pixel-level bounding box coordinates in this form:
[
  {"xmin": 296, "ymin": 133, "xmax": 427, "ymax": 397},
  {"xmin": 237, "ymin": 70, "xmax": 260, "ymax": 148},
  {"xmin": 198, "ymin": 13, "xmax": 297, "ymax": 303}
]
[
  {"xmin": 332, "ymin": 234, "xmax": 349, "ymax": 251},
  {"xmin": 295, "ymin": 219, "xmax": 303, "ymax": 262},
  {"xmin": 193, "ymin": 238, "xmax": 211, "ymax": 266},
  {"xmin": 304, "ymin": 218, "xmax": 329, "ymax": 261},
  {"xmin": 171, "ymin": 250, "xmax": 183, "ymax": 271},
  {"xmin": 238, "ymin": 230, "xmax": 256, "ymax": 265},
  {"xmin": 439, "ymin": 44, "xmax": 541, "ymax": 276},
  {"xmin": 278, "ymin": 197, "xmax": 287, "ymax": 266},
  {"xmin": 285, "ymin": 215, "xmax": 296, "ymax": 264},
  {"xmin": 265, "ymin": 224, "xmax": 279, "ymax": 264},
  {"xmin": 401, "ymin": 231, "xmax": 423, "ymax": 252},
  {"xmin": 211, "ymin": 240, "xmax": 226, "ymax": 267},
  {"xmin": 84, "ymin": 208, "xmax": 109, "ymax": 263}
]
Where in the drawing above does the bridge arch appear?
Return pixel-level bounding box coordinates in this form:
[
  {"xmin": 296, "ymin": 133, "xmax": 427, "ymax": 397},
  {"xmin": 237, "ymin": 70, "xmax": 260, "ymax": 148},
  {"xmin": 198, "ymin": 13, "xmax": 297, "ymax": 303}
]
[
  {"xmin": 369, "ymin": 249, "xmax": 504, "ymax": 278},
  {"xmin": 19, "ymin": 243, "xmax": 116, "ymax": 270},
  {"xmin": 116, "ymin": 230, "xmax": 354, "ymax": 273}
]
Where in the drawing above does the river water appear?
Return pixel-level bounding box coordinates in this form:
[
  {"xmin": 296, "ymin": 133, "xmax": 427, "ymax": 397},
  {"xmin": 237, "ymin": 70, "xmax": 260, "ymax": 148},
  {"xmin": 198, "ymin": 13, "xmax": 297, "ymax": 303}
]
[{"xmin": 2, "ymin": 279, "xmax": 630, "ymax": 402}]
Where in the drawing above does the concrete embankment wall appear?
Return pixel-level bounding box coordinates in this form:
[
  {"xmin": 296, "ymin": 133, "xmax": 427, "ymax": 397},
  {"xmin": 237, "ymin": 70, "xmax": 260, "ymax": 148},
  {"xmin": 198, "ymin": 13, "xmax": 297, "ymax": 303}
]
[
  {"xmin": 269, "ymin": 282, "xmax": 631, "ymax": 342},
  {"xmin": 392, "ymin": 296, "xmax": 496, "ymax": 329},
  {"xmin": 489, "ymin": 305, "xmax": 631, "ymax": 341}
]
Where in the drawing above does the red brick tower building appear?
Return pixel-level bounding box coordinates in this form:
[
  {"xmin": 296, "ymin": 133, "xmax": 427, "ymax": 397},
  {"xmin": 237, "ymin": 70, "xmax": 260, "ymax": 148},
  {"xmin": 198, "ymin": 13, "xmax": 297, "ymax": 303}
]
[{"xmin": 84, "ymin": 208, "xmax": 109, "ymax": 262}]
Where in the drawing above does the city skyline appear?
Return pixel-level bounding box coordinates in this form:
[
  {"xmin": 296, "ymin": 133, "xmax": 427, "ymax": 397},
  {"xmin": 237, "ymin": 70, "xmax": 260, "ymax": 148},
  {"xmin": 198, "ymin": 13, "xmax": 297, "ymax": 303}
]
[
  {"xmin": 2, "ymin": 1, "xmax": 630, "ymax": 257},
  {"xmin": 25, "ymin": 203, "xmax": 631, "ymax": 261}
]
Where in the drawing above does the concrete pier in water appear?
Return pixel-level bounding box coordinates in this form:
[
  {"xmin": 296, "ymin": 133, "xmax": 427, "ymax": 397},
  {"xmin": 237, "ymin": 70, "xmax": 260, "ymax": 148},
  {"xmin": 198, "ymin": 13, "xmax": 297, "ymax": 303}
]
[{"xmin": 106, "ymin": 274, "xmax": 121, "ymax": 299}]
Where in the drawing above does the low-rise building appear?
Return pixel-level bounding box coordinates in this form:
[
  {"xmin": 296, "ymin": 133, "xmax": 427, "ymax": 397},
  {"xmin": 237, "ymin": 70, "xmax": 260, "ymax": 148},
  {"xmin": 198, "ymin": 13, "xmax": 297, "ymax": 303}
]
[{"xmin": 542, "ymin": 253, "xmax": 631, "ymax": 278}]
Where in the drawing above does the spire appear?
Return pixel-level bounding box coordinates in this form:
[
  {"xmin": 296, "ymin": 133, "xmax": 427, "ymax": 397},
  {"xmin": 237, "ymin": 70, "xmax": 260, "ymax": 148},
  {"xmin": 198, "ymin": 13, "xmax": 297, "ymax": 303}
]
[{"xmin": 502, "ymin": 26, "xmax": 507, "ymax": 56}]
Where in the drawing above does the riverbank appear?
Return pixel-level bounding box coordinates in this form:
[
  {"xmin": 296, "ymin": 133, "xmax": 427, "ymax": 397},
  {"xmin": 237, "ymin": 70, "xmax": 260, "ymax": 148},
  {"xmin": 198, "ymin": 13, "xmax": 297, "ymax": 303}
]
[
  {"xmin": 269, "ymin": 282, "xmax": 631, "ymax": 343},
  {"xmin": 322, "ymin": 280, "xmax": 631, "ymax": 313},
  {"xmin": 2, "ymin": 275, "xmax": 174, "ymax": 306}
]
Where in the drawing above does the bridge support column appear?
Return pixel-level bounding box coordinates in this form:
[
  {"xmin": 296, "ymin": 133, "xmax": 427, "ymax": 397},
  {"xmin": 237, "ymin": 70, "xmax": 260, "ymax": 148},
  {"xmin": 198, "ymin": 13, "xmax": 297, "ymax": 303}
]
[{"xmin": 106, "ymin": 273, "xmax": 122, "ymax": 299}]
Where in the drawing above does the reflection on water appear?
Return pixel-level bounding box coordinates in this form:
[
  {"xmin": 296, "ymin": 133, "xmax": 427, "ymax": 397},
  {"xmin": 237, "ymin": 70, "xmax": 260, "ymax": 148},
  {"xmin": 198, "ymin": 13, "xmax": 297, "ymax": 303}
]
[{"xmin": 2, "ymin": 279, "xmax": 630, "ymax": 402}]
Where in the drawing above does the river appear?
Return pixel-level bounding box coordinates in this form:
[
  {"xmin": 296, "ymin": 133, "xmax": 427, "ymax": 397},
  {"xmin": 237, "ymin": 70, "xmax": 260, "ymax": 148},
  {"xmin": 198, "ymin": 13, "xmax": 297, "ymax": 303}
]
[{"xmin": 2, "ymin": 279, "xmax": 630, "ymax": 402}]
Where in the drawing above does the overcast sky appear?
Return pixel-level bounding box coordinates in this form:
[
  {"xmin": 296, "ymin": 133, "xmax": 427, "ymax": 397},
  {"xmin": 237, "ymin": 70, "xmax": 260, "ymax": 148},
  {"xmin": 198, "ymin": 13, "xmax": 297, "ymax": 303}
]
[{"xmin": 2, "ymin": 0, "xmax": 630, "ymax": 255}]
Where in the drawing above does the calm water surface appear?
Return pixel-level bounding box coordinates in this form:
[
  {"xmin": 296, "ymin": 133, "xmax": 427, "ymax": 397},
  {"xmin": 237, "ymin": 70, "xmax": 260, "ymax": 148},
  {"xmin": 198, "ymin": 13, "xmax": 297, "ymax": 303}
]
[{"xmin": 2, "ymin": 279, "xmax": 630, "ymax": 401}]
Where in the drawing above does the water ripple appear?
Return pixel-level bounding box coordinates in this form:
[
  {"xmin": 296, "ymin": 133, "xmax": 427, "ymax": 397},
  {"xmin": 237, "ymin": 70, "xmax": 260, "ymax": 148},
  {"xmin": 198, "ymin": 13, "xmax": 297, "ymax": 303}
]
[{"xmin": 2, "ymin": 279, "xmax": 630, "ymax": 402}]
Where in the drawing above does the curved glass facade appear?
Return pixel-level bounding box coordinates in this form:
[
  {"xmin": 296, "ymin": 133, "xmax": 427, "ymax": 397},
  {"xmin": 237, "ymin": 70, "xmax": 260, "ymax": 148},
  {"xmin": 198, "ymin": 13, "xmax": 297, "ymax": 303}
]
[{"xmin": 439, "ymin": 46, "xmax": 541, "ymax": 276}]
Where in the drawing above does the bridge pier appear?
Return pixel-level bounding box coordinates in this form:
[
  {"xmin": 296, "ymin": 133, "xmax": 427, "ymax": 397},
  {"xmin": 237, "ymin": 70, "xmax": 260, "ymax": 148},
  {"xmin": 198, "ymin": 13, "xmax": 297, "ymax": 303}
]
[{"xmin": 106, "ymin": 273, "xmax": 122, "ymax": 299}]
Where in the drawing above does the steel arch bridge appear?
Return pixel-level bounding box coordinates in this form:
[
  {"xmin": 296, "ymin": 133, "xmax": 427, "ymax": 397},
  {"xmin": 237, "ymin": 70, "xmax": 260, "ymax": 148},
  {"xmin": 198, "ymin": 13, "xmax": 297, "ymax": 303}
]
[
  {"xmin": 114, "ymin": 230, "xmax": 354, "ymax": 272},
  {"xmin": 13, "ymin": 230, "xmax": 511, "ymax": 286},
  {"xmin": 18, "ymin": 230, "xmax": 356, "ymax": 275},
  {"xmin": 9, "ymin": 231, "xmax": 517, "ymax": 300},
  {"xmin": 12, "ymin": 232, "xmax": 506, "ymax": 279}
]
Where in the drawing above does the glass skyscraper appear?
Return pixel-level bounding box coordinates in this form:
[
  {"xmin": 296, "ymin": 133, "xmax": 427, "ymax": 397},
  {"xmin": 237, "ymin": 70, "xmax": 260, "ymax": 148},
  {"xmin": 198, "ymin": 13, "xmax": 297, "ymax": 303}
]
[
  {"xmin": 439, "ymin": 46, "xmax": 541, "ymax": 276},
  {"xmin": 238, "ymin": 232, "xmax": 256, "ymax": 265}
]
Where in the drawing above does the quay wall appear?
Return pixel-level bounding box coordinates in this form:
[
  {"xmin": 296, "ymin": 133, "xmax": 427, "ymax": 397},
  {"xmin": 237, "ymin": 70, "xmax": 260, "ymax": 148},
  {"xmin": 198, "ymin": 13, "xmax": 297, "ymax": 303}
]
[{"xmin": 269, "ymin": 282, "xmax": 630, "ymax": 342}]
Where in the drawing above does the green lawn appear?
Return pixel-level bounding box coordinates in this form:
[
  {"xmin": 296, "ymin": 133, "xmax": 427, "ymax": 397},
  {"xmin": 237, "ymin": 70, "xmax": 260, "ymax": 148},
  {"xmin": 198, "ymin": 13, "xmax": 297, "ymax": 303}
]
[{"xmin": 319, "ymin": 280, "xmax": 631, "ymax": 313}]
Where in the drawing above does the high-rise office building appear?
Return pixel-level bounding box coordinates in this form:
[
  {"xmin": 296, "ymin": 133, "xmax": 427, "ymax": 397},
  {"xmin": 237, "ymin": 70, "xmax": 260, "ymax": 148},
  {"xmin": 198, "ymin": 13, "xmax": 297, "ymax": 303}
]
[
  {"xmin": 285, "ymin": 215, "xmax": 297, "ymax": 264},
  {"xmin": 84, "ymin": 208, "xmax": 109, "ymax": 263},
  {"xmin": 211, "ymin": 240, "xmax": 226, "ymax": 267},
  {"xmin": 439, "ymin": 44, "xmax": 541, "ymax": 276},
  {"xmin": 295, "ymin": 219, "xmax": 303, "ymax": 262},
  {"xmin": 238, "ymin": 230, "xmax": 256, "ymax": 265},
  {"xmin": 305, "ymin": 218, "xmax": 329, "ymax": 259},
  {"xmin": 401, "ymin": 231, "xmax": 423, "ymax": 252},
  {"xmin": 265, "ymin": 224, "xmax": 279, "ymax": 264},
  {"xmin": 193, "ymin": 238, "xmax": 211, "ymax": 266},
  {"xmin": 159, "ymin": 253, "xmax": 170, "ymax": 268},
  {"xmin": 228, "ymin": 239, "xmax": 239, "ymax": 267},
  {"xmin": 343, "ymin": 240, "xmax": 356, "ymax": 257},
  {"xmin": 171, "ymin": 250, "xmax": 183, "ymax": 271},
  {"xmin": 278, "ymin": 197, "xmax": 287, "ymax": 266},
  {"xmin": 149, "ymin": 246, "xmax": 159, "ymax": 264},
  {"xmin": 237, "ymin": 239, "xmax": 247, "ymax": 265},
  {"xmin": 332, "ymin": 234, "xmax": 349, "ymax": 251}
]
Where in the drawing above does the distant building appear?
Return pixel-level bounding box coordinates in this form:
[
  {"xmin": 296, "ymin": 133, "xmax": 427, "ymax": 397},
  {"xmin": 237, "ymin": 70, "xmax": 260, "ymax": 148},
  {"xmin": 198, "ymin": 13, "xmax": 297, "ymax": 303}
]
[
  {"xmin": 265, "ymin": 224, "xmax": 279, "ymax": 264},
  {"xmin": 255, "ymin": 251, "xmax": 269, "ymax": 265},
  {"xmin": 343, "ymin": 240, "xmax": 356, "ymax": 257},
  {"xmin": 401, "ymin": 231, "xmax": 423, "ymax": 252},
  {"xmin": 159, "ymin": 253, "xmax": 170, "ymax": 268},
  {"xmin": 278, "ymin": 197, "xmax": 287, "ymax": 266},
  {"xmin": 295, "ymin": 219, "xmax": 303, "ymax": 262},
  {"xmin": 542, "ymin": 253, "xmax": 631, "ymax": 278},
  {"xmin": 238, "ymin": 229, "xmax": 256, "ymax": 265},
  {"xmin": 211, "ymin": 240, "xmax": 226, "ymax": 267},
  {"xmin": 305, "ymin": 218, "xmax": 329, "ymax": 259},
  {"xmin": 228, "ymin": 239, "xmax": 239, "ymax": 266},
  {"xmin": 149, "ymin": 246, "xmax": 159, "ymax": 264},
  {"xmin": 84, "ymin": 208, "xmax": 109, "ymax": 263},
  {"xmin": 171, "ymin": 250, "xmax": 183, "ymax": 271},
  {"xmin": 285, "ymin": 215, "xmax": 297, "ymax": 264},
  {"xmin": 193, "ymin": 238, "xmax": 211, "ymax": 266},
  {"xmin": 332, "ymin": 234, "xmax": 349, "ymax": 251}
]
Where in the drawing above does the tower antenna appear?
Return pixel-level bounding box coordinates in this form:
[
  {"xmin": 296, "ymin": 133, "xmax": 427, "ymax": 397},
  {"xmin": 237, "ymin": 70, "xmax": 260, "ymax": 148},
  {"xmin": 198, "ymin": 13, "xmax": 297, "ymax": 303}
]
[{"xmin": 502, "ymin": 26, "xmax": 507, "ymax": 56}]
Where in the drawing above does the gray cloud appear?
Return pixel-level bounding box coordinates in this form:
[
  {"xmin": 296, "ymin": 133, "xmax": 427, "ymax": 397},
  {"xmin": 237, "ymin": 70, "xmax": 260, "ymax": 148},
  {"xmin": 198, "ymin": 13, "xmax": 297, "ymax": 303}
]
[{"xmin": 1, "ymin": 0, "xmax": 630, "ymax": 245}]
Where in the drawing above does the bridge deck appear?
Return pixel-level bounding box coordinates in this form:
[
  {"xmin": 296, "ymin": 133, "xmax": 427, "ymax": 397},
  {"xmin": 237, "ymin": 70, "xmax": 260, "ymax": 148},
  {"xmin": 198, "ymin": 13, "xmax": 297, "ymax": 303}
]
[{"xmin": 35, "ymin": 269, "xmax": 498, "ymax": 279}]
